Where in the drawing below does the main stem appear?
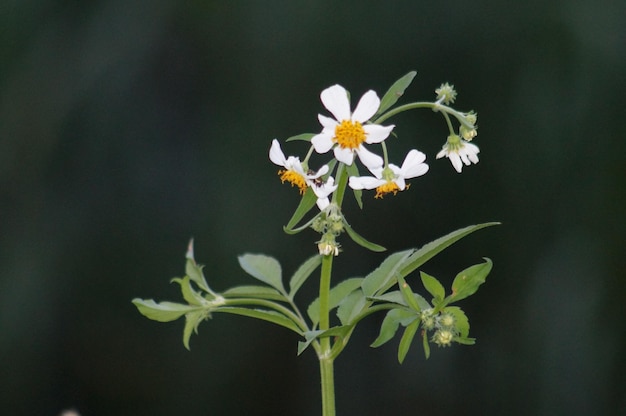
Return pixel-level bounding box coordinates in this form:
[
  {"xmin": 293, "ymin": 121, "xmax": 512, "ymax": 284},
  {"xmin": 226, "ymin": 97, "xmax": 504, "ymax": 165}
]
[{"xmin": 319, "ymin": 253, "xmax": 335, "ymax": 416}]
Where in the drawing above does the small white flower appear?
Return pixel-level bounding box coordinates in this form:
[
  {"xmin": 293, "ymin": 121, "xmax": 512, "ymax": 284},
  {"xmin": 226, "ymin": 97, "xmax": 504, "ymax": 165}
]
[
  {"xmin": 349, "ymin": 149, "xmax": 429, "ymax": 198},
  {"xmin": 311, "ymin": 85, "xmax": 394, "ymax": 169},
  {"xmin": 269, "ymin": 139, "xmax": 337, "ymax": 207},
  {"xmin": 436, "ymin": 135, "xmax": 480, "ymax": 173}
]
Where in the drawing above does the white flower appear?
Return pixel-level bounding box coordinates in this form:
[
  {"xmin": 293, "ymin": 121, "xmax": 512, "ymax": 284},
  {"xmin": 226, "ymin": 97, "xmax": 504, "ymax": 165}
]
[
  {"xmin": 311, "ymin": 85, "xmax": 394, "ymax": 169},
  {"xmin": 269, "ymin": 139, "xmax": 337, "ymax": 207},
  {"xmin": 436, "ymin": 135, "xmax": 480, "ymax": 173},
  {"xmin": 349, "ymin": 149, "xmax": 429, "ymax": 198}
]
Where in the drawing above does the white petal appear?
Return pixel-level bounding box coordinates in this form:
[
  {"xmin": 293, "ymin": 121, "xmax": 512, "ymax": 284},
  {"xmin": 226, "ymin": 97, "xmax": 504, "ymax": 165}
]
[
  {"xmin": 269, "ymin": 139, "xmax": 287, "ymax": 166},
  {"xmin": 363, "ymin": 124, "xmax": 394, "ymax": 144},
  {"xmin": 308, "ymin": 164, "xmax": 329, "ymax": 178},
  {"xmin": 400, "ymin": 150, "xmax": 429, "ymax": 179},
  {"xmin": 334, "ymin": 146, "xmax": 356, "ymax": 165},
  {"xmin": 349, "ymin": 176, "xmax": 385, "ymax": 190},
  {"xmin": 449, "ymin": 153, "xmax": 463, "ymax": 173},
  {"xmin": 316, "ymin": 197, "xmax": 330, "ymax": 210},
  {"xmin": 352, "ymin": 90, "xmax": 380, "ymax": 122},
  {"xmin": 318, "ymin": 114, "xmax": 339, "ymax": 130},
  {"xmin": 356, "ymin": 146, "xmax": 383, "ymax": 170},
  {"xmin": 321, "ymin": 85, "xmax": 351, "ymax": 121},
  {"xmin": 436, "ymin": 147, "xmax": 448, "ymax": 159},
  {"xmin": 394, "ymin": 177, "xmax": 407, "ymax": 190},
  {"xmin": 311, "ymin": 133, "xmax": 335, "ymax": 154}
]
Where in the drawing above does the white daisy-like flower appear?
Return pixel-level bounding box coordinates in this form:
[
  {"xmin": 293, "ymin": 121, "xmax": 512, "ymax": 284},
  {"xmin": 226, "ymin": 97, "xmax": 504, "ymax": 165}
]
[
  {"xmin": 311, "ymin": 85, "xmax": 394, "ymax": 169},
  {"xmin": 349, "ymin": 149, "xmax": 429, "ymax": 198},
  {"xmin": 269, "ymin": 139, "xmax": 337, "ymax": 207},
  {"xmin": 436, "ymin": 134, "xmax": 480, "ymax": 173}
]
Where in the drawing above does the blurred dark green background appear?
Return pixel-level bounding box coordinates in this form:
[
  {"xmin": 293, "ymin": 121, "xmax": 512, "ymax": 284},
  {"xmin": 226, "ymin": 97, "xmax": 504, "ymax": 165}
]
[{"xmin": 1, "ymin": 1, "xmax": 625, "ymax": 415}]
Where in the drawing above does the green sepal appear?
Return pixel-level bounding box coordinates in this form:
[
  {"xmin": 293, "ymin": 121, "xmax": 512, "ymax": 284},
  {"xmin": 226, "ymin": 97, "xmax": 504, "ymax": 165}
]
[
  {"xmin": 370, "ymin": 308, "xmax": 417, "ymax": 348},
  {"xmin": 214, "ymin": 307, "xmax": 301, "ymax": 334},
  {"xmin": 422, "ymin": 329, "xmax": 431, "ymax": 359},
  {"xmin": 132, "ymin": 298, "xmax": 200, "ymax": 322},
  {"xmin": 222, "ymin": 285, "xmax": 287, "ymax": 302},
  {"xmin": 454, "ymin": 336, "xmax": 476, "ymax": 345},
  {"xmin": 376, "ymin": 71, "xmax": 417, "ymax": 116},
  {"xmin": 361, "ymin": 249, "xmax": 414, "ymax": 297},
  {"xmin": 397, "ymin": 318, "xmax": 420, "ymax": 364},
  {"xmin": 185, "ymin": 239, "xmax": 212, "ymax": 294},
  {"xmin": 420, "ymin": 271, "xmax": 445, "ymax": 304},
  {"xmin": 288, "ymin": 255, "xmax": 322, "ymax": 299},
  {"xmin": 238, "ymin": 254, "xmax": 286, "ymax": 294},
  {"xmin": 342, "ymin": 219, "xmax": 386, "ymax": 252},
  {"xmin": 171, "ymin": 276, "xmax": 207, "ymax": 306},
  {"xmin": 183, "ymin": 309, "xmax": 210, "ymax": 350},
  {"xmin": 443, "ymin": 306, "xmax": 470, "ymax": 338},
  {"xmin": 448, "ymin": 258, "xmax": 492, "ymax": 303},
  {"xmin": 285, "ymin": 133, "xmax": 315, "ymax": 142},
  {"xmin": 307, "ymin": 278, "xmax": 363, "ymax": 326},
  {"xmin": 283, "ymin": 188, "xmax": 318, "ymax": 233}
]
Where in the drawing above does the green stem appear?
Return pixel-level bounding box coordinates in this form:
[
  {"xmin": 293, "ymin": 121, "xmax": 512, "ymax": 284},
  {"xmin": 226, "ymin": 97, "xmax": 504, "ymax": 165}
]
[
  {"xmin": 320, "ymin": 356, "xmax": 336, "ymax": 416},
  {"xmin": 373, "ymin": 101, "xmax": 473, "ymax": 129}
]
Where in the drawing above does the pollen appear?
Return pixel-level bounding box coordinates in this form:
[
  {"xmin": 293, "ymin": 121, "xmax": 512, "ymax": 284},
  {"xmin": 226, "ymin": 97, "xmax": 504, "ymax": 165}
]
[
  {"xmin": 278, "ymin": 169, "xmax": 308, "ymax": 194},
  {"xmin": 374, "ymin": 182, "xmax": 409, "ymax": 199},
  {"xmin": 333, "ymin": 120, "xmax": 366, "ymax": 149}
]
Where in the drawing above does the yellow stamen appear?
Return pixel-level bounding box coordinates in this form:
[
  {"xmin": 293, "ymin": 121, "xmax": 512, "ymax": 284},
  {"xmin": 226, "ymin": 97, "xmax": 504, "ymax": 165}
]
[
  {"xmin": 278, "ymin": 169, "xmax": 308, "ymax": 194},
  {"xmin": 374, "ymin": 182, "xmax": 409, "ymax": 199},
  {"xmin": 333, "ymin": 120, "xmax": 366, "ymax": 149}
]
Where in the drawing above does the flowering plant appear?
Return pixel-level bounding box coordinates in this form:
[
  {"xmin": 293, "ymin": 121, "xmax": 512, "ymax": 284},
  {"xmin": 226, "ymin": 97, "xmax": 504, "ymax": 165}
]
[{"xmin": 133, "ymin": 71, "xmax": 498, "ymax": 416}]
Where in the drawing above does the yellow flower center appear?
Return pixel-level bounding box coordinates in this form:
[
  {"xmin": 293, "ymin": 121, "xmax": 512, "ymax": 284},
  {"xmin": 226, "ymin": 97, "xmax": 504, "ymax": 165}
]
[
  {"xmin": 333, "ymin": 120, "xmax": 366, "ymax": 149},
  {"xmin": 374, "ymin": 182, "xmax": 409, "ymax": 199},
  {"xmin": 278, "ymin": 169, "xmax": 308, "ymax": 194}
]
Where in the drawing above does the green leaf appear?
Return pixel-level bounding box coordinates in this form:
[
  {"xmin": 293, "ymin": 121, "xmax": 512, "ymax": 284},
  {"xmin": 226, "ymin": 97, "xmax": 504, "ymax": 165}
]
[
  {"xmin": 397, "ymin": 319, "xmax": 420, "ymax": 364},
  {"xmin": 222, "ymin": 285, "xmax": 287, "ymax": 302},
  {"xmin": 343, "ymin": 219, "xmax": 386, "ymax": 252},
  {"xmin": 368, "ymin": 291, "xmax": 430, "ymax": 310},
  {"xmin": 308, "ymin": 277, "xmax": 363, "ymax": 325},
  {"xmin": 336, "ymin": 289, "xmax": 367, "ymax": 325},
  {"xmin": 444, "ymin": 306, "xmax": 470, "ymax": 338},
  {"xmin": 132, "ymin": 298, "xmax": 199, "ymax": 322},
  {"xmin": 420, "ymin": 271, "xmax": 445, "ymax": 303},
  {"xmin": 238, "ymin": 254, "xmax": 285, "ymax": 294},
  {"xmin": 397, "ymin": 275, "xmax": 423, "ymax": 312},
  {"xmin": 399, "ymin": 223, "xmax": 500, "ymax": 279},
  {"xmin": 171, "ymin": 276, "xmax": 208, "ymax": 306},
  {"xmin": 285, "ymin": 133, "xmax": 315, "ymax": 142},
  {"xmin": 422, "ymin": 329, "xmax": 431, "ymax": 359},
  {"xmin": 449, "ymin": 258, "xmax": 492, "ymax": 303},
  {"xmin": 288, "ymin": 255, "xmax": 322, "ymax": 298},
  {"xmin": 214, "ymin": 307, "xmax": 301, "ymax": 334},
  {"xmin": 370, "ymin": 308, "xmax": 417, "ymax": 348},
  {"xmin": 284, "ymin": 188, "xmax": 318, "ymax": 233},
  {"xmin": 376, "ymin": 71, "xmax": 417, "ymax": 116},
  {"xmin": 345, "ymin": 162, "xmax": 363, "ymax": 209},
  {"xmin": 182, "ymin": 310, "xmax": 210, "ymax": 350},
  {"xmin": 361, "ymin": 250, "xmax": 414, "ymax": 297}
]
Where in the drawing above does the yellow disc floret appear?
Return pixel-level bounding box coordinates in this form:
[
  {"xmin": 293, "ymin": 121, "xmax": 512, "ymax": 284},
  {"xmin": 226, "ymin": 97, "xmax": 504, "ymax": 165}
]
[
  {"xmin": 374, "ymin": 182, "xmax": 409, "ymax": 199},
  {"xmin": 333, "ymin": 120, "xmax": 366, "ymax": 149},
  {"xmin": 278, "ymin": 169, "xmax": 308, "ymax": 194}
]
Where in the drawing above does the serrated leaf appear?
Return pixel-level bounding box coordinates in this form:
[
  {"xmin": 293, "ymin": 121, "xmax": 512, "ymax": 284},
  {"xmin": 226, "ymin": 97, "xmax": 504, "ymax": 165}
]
[
  {"xmin": 370, "ymin": 308, "xmax": 417, "ymax": 348},
  {"xmin": 398, "ymin": 319, "xmax": 420, "ymax": 364},
  {"xmin": 376, "ymin": 71, "xmax": 417, "ymax": 116},
  {"xmin": 284, "ymin": 188, "xmax": 318, "ymax": 233},
  {"xmin": 420, "ymin": 271, "xmax": 445, "ymax": 302},
  {"xmin": 182, "ymin": 310, "xmax": 210, "ymax": 350},
  {"xmin": 215, "ymin": 307, "xmax": 301, "ymax": 334},
  {"xmin": 238, "ymin": 254, "xmax": 285, "ymax": 294},
  {"xmin": 399, "ymin": 223, "xmax": 500, "ymax": 279},
  {"xmin": 361, "ymin": 250, "xmax": 414, "ymax": 297},
  {"xmin": 132, "ymin": 298, "xmax": 199, "ymax": 322},
  {"xmin": 185, "ymin": 241, "xmax": 211, "ymax": 293},
  {"xmin": 222, "ymin": 285, "xmax": 287, "ymax": 302},
  {"xmin": 285, "ymin": 133, "xmax": 315, "ymax": 142},
  {"xmin": 288, "ymin": 255, "xmax": 322, "ymax": 298},
  {"xmin": 449, "ymin": 258, "xmax": 492, "ymax": 302},
  {"xmin": 307, "ymin": 278, "xmax": 363, "ymax": 325},
  {"xmin": 336, "ymin": 289, "xmax": 367, "ymax": 325},
  {"xmin": 342, "ymin": 219, "xmax": 385, "ymax": 252}
]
